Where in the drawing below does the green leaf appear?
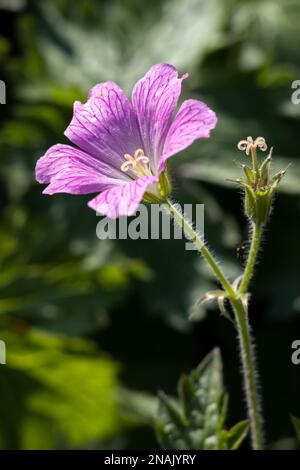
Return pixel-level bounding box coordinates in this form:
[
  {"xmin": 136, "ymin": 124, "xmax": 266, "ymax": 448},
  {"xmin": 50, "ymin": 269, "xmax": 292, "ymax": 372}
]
[
  {"xmin": 156, "ymin": 392, "xmax": 187, "ymax": 450},
  {"xmin": 291, "ymin": 415, "xmax": 300, "ymax": 441},
  {"xmin": 156, "ymin": 348, "xmax": 224, "ymax": 450},
  {"xmin": 224, "ymin": 420, "xmax": 249, "ymax": 450},
  {"xmin": 156, "ymin": 349, "xmax": 249, "ymax": 450}
]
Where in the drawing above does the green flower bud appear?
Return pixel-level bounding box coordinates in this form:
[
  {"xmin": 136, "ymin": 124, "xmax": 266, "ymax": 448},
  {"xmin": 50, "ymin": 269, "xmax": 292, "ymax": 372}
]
[{"xmin": 229, "ymin": 136, "xmax": 289, "ymax": 226}]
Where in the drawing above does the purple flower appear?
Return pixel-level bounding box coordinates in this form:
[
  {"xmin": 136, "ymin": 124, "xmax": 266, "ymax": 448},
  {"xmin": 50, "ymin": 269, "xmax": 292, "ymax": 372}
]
[{"xmin": 36, "ymin": 64, "xmax": 217, "ymax": 218}]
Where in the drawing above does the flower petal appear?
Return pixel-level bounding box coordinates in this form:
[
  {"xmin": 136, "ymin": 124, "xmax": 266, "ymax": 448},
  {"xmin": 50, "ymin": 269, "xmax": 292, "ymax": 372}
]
[
  {"xmin": 158, "ymin": 99, "xmax": 217, "ymax": 173},
  {"xmin": 132, "ymin": 64, "xmax": 187, "ymax": 166},
  {"xmin": 65, "ymin": 82, "xmax": 143, "ymax": 169},
  {"xmin": 88, "ymin": 175, "xmax": 157, "ymax": 218},
  {"xmin": 87, "ymin": 81, "xmax": 121, "ymax": 100},
  {"xmin": 36, "ymin": 144, "xmax": 125, "ymax": 195}
]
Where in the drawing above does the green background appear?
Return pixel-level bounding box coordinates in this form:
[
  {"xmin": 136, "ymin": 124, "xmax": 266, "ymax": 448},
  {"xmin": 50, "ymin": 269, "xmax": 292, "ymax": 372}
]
[{"xmin": 0, "ymin": 0, "xmax": 300, "ymax": 449}]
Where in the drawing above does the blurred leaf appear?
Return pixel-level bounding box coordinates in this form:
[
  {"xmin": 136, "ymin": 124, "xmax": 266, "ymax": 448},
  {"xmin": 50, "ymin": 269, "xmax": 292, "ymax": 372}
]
[
  {"xmin": 0, "ymin": 330, "xmax": 120, "ymax": 449},
  {"xmin": 291, "ymin": 415, "xmax": 300, "ymax": 441},
  {"xmin": 23, "ymin": 0, "xmax": 224, "ymax": 92},
  {"xmin": 232, "ymin": 0, "xmax": 300, "ymax": 67},
  {"xmin": 180, "ymin": 151, "xmax": 300, "ymax": 195},
  {"xmin": 118, "ymin": 389, "xmax": 158, "ymax": 425},
  {"xmin": 0, "ymin": 0, "xmax": 26, "ymax": 11},
  {"xmin": 269, "ymin": 437, "xmax": 299, "ymax": 450},
  {"xmin": 223, "ymin": 420, "xmax": 249, "ymax": 450},
  {"xmin": 0, "ymin": 209, "xmax": 151, "ymax": 334}
]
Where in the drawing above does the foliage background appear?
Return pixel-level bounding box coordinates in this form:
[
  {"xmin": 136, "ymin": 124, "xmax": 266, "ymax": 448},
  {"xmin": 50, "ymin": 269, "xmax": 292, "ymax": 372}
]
[{"xmin": 0, "ymin": 0, "xmax": 300, "ymax": 449}]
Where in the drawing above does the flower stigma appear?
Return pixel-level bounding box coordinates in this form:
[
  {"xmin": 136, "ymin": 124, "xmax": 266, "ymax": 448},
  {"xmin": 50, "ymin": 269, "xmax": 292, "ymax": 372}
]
[{"xmin": 237, "ymin": 136, "xmax": 268, "ymax": 156}]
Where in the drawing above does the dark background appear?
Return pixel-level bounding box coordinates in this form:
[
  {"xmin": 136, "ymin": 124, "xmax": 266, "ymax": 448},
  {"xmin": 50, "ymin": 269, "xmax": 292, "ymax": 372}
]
[{"xmin": 0, "ymin": 0, "xmax": 299, "ymax": 450}]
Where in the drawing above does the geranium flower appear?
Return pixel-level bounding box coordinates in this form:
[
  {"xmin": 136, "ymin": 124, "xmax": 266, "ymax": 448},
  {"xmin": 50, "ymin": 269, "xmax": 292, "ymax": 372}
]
[{"xmin": 36, "ymin": 64, "xmax": 217, "ymax": 218}]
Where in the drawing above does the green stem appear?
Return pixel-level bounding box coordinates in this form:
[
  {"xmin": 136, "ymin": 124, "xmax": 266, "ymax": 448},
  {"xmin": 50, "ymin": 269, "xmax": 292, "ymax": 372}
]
[
  {"xmin": 164, "ymin": 199, "xmax": 234, "ymax": 297},
  {"xmin": 231, "ymin": 298, "xmax": 264, "ymax": 450},
  {"xmin": 239, "ymin": 222, "xmax": 262, "ymax": 294},
  {"xmin": 164, "ymin": 198, "xmax": 264, "ymax": 450}
]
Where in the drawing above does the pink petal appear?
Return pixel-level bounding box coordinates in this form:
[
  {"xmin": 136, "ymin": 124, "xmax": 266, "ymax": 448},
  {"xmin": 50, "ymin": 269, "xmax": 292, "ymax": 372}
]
[
  {"xmin": 132, "ymin": 64, "xmax": 188, "ymax": 167},
  {"xmin": 158, "ymin": 99, "xmax": 217, "ymax": 173},
  {"xmin": 87, "ymin": 81, "xmax": 121, "ymax": 100},
  {"xmin": 88, "ymin": 175, "xmax": 157, "ymax": 218},
  {"xmin": 65, "ymin": 82, "xmax": 143, "ymax": 170},
  {"xmin": 36, "ymin": 144, "xmax": 125, "ymax": 195}
]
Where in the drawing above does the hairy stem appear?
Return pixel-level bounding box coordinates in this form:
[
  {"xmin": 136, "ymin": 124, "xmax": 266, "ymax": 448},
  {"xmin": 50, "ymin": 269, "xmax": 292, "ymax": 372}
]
[
  {"xmin": 164, "ymin": 198, "xmax": 264, "ymax": 449},
  {"xmin": 164, "ymin": 199, "xmax": 235, "ymax": 297},
  {"xmin": 239, "ymin": 222, "xmax": 262, "ymax": 294},
  {"xmin": 231, "ymin": 298, "xmax": 264, "ymax": 450}
]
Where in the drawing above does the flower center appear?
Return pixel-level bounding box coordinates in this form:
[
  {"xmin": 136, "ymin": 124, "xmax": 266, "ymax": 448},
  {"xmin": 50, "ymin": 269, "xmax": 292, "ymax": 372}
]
[{"xmin": 121, "ymin": 149, "xmax": 151, "ymax": 176}]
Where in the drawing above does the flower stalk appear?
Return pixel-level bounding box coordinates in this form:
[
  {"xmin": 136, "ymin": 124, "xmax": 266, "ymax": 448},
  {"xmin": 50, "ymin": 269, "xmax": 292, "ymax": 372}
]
[
  {"xmin": 239, "ymin": 222, "xmax": 263, "ymax": 294},
  {"xmin": 164, "ymin": 198, "xmax": 264, "ymax": 450},
  {"xmin": 164, "ymin": 199, "xmax": 234, "ymax": 297},
  {"xmin": 231, "ymin": 297, "xmax": 264, "ymax": 450}
]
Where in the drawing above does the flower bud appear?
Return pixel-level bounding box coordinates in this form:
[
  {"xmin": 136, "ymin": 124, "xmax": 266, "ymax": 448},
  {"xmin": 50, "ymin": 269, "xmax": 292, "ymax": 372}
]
[{"xmin": 229, "ymin": 137, "xmax": 289, "ymax": 225}]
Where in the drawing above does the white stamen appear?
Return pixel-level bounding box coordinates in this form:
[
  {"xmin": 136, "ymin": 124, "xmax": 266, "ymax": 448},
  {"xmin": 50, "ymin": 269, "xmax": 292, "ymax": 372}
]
[{"xmin": 121, "ymin": 149, "xmax": 150, "ymax": 174}]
